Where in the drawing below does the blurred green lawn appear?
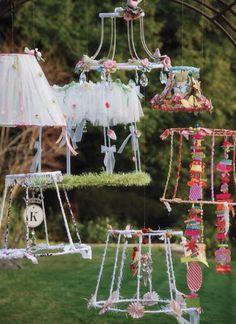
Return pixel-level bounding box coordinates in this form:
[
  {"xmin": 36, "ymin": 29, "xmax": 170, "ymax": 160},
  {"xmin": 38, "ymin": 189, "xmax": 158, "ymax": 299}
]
[{"xmin": 0, "ymin": 245, "xmax": 236, "ymax": 324}]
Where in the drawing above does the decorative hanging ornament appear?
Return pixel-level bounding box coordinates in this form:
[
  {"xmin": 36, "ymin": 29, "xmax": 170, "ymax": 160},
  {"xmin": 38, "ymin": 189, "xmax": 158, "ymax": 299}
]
[
  {"xmin": 89, "ymin": 228, "xmax": 200, "ymax": 323},
  {"xmin": 151, "ymin": 66, "xmax": 213, "ymax": 113},
  {"xmin": 23, "ymin": 205, "xmax": 44, "ymax": 229},
  {"xmin": 188, "ymin": 128, "xmax": 207, "ymax": 201},
  {"xmin": 160, "ymin": 127, "xmax": 236, "ymax": 205},
  {"xmin": 123, "ymin": 0, "xmax": 144, "ymax": 21},
  {"xmin": 0, "ymin": 172, "xmax": 92, "ymax": 263},
  {"xmin": 0, "ymin": 53, "xmax": 66, "ymax": 127},
  {"xmin": 214, "ymin": 139, "xmax": 234, "ymax": 273}
]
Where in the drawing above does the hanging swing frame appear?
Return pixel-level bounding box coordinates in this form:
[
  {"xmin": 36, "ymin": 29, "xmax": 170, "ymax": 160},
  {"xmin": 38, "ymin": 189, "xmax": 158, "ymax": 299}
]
[
  {"xmin": 90, "ymin": 229, "xmax": 200, "ymax": 323},
  {"xmin": 0, "ymin": 171, "xmax": 92, "ymax": 262},
  {"xmin": 160, "ymin": 127, "xmax": 236, "ymax": 206}
]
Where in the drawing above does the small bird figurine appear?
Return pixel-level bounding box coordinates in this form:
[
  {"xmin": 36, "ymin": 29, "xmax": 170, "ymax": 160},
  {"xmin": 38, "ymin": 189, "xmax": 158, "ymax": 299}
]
[
  {"xmin": 124, "ymin": 0, "xmax": 143, "ymax": 20},
  {"xmin": 126, "ymin": 0, "xmax": 142, "ymax": 9}
]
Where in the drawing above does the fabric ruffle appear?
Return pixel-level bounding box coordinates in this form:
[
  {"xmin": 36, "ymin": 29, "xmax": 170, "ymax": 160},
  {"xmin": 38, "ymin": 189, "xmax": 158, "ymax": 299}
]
[{"xmin": 53, "ymin": 80, "xmax": 143, "ymax": 127}]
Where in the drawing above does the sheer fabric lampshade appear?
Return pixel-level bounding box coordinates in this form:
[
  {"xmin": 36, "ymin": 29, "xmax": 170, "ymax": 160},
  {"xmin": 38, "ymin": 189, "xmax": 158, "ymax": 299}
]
[{"xmin": 0, "ymin": 54, "xmax": 66, "ymax": 127}]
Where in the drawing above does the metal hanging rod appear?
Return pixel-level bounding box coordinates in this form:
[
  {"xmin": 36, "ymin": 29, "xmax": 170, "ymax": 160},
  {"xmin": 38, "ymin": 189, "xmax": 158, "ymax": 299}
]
[
  {"xmin": 88, "ymin": 62, "xmax": 163, "ymax": 71},
  {"xmin": 99, "ymin": 11, "xmax": 145, "ymax": 19}
]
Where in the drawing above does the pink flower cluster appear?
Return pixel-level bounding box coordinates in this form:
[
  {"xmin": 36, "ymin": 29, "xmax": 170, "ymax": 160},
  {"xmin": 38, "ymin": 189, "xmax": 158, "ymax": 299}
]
[{"xmin": 103, "ymin": 60, "xmax": 117, "ymax": 74}]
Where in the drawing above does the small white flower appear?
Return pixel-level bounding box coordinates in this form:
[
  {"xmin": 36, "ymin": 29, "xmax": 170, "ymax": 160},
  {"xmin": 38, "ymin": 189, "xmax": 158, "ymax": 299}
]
[
  {"xmin": 143, "ymin": 291, "xmax": 159, "ymax": 306},
  {"xmin": 127, "ymin": 302, "xmax": 145, "ymax": 319}
]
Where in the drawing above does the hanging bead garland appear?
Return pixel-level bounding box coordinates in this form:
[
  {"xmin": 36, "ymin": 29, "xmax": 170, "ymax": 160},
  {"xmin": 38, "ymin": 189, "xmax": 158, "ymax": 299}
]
[
  {"xmin": 181, "ymin": 206, "xmax": 207, "ymax": 308},
  {"xmin": 215, "ymin": 139, "xmax": 235, "ymax": 273},
  {"xmin": 188, "ymin": 127, "xmax": 207, "ymax": 202}
]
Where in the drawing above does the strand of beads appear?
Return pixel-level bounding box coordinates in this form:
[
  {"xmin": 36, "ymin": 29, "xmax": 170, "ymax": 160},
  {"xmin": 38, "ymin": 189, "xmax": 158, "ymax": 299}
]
[
  {"xmin": 181, "ymin": 206, "xmax": 207, "ymax": 309},
  {"xmin": 188, "ymin": 127, "xmax": 207, "ymax": 202},
  {"xmin": 215, "ymin": 139, "xmax": 234, "ymax": 273}
]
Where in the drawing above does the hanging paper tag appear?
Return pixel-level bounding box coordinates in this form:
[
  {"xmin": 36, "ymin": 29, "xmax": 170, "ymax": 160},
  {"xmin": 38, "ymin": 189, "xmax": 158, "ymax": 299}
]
[
  {"xmin": 187, "ymin": 262, "xmax": 202, "ymax": 292},
  {"xmin": 23, "ymin": 205, "xmax": 44, "ymax": 228},
  {"xmin": 189, "ymin": 184, "xmax": 202, "ymax": 201}
]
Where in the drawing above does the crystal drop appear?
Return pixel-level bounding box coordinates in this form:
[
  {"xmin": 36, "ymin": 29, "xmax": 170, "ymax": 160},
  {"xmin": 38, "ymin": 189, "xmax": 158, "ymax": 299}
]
[
  {"xmin": 140, "ymin": 73, "xmax": 148, "ymax": 87},
  {"xmin": 100, "ymin": 73, "xmax": 106, "ymax": 81},
  {"xmin": 79, "ymin": 71, "xmax": 86, "ymax": 84},
  {"xmin": 160, "ymin": 70, "xmax": 167, "ymax": 85},
  {"xmin": 129, "ymin": 79, "xmax": 136, "ymax": 87}
]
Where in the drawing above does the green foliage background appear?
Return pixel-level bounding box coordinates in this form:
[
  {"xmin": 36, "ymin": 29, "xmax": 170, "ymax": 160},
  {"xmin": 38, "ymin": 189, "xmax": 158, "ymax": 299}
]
[{"xmin": 0, "ymin": 0, "xmax": 235, "ymax": 243}]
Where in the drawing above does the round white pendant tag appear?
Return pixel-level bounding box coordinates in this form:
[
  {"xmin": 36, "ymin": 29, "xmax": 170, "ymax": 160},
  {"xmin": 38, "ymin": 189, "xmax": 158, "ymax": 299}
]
[{"xmin": 23, "ymin": 205, "xmax": 44, "ymax": 228}]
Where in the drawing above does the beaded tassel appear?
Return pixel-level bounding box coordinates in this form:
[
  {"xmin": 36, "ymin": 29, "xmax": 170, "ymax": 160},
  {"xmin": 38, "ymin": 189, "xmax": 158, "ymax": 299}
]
[{"xmin": 215, "ymin": 139, "xmax": 234, "ymax": 273}]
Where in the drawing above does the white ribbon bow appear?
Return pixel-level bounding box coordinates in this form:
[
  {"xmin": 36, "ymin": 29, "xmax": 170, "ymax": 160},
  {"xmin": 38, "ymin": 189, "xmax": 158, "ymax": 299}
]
[
  {"xmin": 24, "ymin": 47, "xmax": 45, "ymax": 62},
  {"xmin": 101, "ymin": 145, "xmax": 116, "ymax": 173},
  {"xmin": 118, "ymin": 125, "xmax": 139, "ymax": 154}
]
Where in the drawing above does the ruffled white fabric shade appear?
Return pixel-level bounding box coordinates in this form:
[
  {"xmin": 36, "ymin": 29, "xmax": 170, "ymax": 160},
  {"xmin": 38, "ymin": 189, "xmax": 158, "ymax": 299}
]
[
  {"xmin": 0, "ymin": 54, "xmax": 66, "ymax": 127},
  {"xmin": 52, "ymin": 81, "xmax": 143, "ymax": 127}
]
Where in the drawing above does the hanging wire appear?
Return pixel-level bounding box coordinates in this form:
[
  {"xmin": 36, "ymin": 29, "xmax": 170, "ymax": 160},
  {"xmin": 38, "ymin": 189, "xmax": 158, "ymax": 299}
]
[
  {"xmin": 131, "ymin": 20, "xmax": 140, "ymax": 60},
  {"xmin": 201, "ymin": 0, "xmax": 205, "ymax": 68},
  {"xmin": 107, "ymin": 18, "xmax": 114, "ymax": 59},
  {"xmin": 11, "ymin": 1, "xmax": 14, "ymax": 52},
  {"xmin": 140, "ymin": 17, "xmax": 155, "ymax": 60},
  {"xmin": 143, "ymin": 87, "xmax": 147, "ymax": 227},
  {"xmin": 181, "ymin": 0, "xmax": 184, "ymax": 66},
  {"xmin": 127, "ymin": 20, "xmax": 134, "ymax": 58},
  {"xmin": 92, "ymin": 17, "xmax": 105, "ymax": 59},
  {"xmin": 32, "ymin": 0, "xmax": 36, "ymax": 48},
  {"xmin": 111, "ymin": 18, "xmax": 117, "ymax": 60}
]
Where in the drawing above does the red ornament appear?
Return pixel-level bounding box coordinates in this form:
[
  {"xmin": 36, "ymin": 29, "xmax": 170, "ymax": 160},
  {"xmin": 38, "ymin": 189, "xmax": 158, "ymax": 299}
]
[
  {"xmin": 105, "ymin": 101, "xmax": 110, "ymax": 109},
  {"xmin": 187, "ymin": 262, "xmax": 202, "ymax": 293},
  {"xmin": 185, "ymin": 239, "xmax": 198, "ymax": 253}
]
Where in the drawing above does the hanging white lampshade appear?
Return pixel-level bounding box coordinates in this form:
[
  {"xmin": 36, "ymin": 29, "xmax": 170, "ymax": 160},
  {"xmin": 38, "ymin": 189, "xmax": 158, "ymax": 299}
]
[{"xmin": 0, "ymin": 53, "xmax": 66, "ymax": 127}]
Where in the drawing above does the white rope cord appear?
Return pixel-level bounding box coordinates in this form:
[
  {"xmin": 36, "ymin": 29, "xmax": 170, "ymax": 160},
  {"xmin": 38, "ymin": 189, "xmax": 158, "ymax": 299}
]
[
  {"xmin": 95, "ymin": 298, "xmax": 170, "ymax": 305},
  {"xmin": 107, "ymin": 126, "xmax": 114, "ymax": 174},
  {"xmin": 162, "ymin": 132, "xmax": 174, "ymax": 199},
  {"xmin": 109, "ymin": 233, "xmax": 121, "ymax": 298},
  {"xmin": 148, "ymin": 234, "xmax": 153, "ymax": 293},
  {"xmin": 116, "ymin": 240, "xmax": 128, "ymax": 299},
  {"xmin": 38, "ymin": 127, "xmax": 42, "ymax": 172},
  {"xmin": 127, "ymin": 20, "xmax": 135, "ymax": 59},
  {"xmin": 167, "ymin": 237, "xmax": 177, "ymax": 295},
  {"xmin": 25, "ymin": 186, "xmax": 30, "ymax": 250},
  {"xmin": 0, "ymin": 184, "xmax": 8, "ymax": 227},
  {"xmin": 164, "ymin": 235, "xmax": 173, "ymax": 300},
  {"xmin": 136, "ymin": 234, "xmax": 143, "ymax": 301},
  {"xmin": 210, "ymin": 132, "xmax": 215, "ymax": 202},
  {"xmin": 161, "ymin": 198, "xmax": 236, "ymax": 206},
  {"xmin": 103, "ymin": 127, "xmax": 107, "ymax": 147},
  {"xmin": 3, "ymin": 186, "xmax": 14, "ymax": 249},
  {"xmin": 135, "ymin": 122, "xmax": 142, "ymax": 172},
  {"xmin": 40, "ymin": 188, "xmax": 49, "ymax": 246},
  {"xmin": 62, "ymin": 185, "xmax": 82, "ymax": 243},
  {"xmin": 111, "ymin": 18, "xmax": 117, "ymax": 60},
  {"xmin": 107, "ymin": 18, "xmax": 114, "ymax": 59},
  {"xmin": 131, "ymin": 20, "xmax": 140, "ymax": 60},
  {"xmin": 94, "ymin": 232, "xmax": 111, "ymax": 300},
  {"xmin": 91, "ymin": 17, "xmax": 105, "ymax": 59},
  {"xmin": 131, "ymin": 123, "xmax": 138, "ymax": 172},
  {"xmin": 140, "ymin": 17, "xmax": 155, "ymax": 60},
  {"xmin": 66, "ymin": 143, "xmax": 71, "ymax": 175},
  {"xmin": 53, "ymin": 178, "xmax": 74, "ymax": 247}
]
